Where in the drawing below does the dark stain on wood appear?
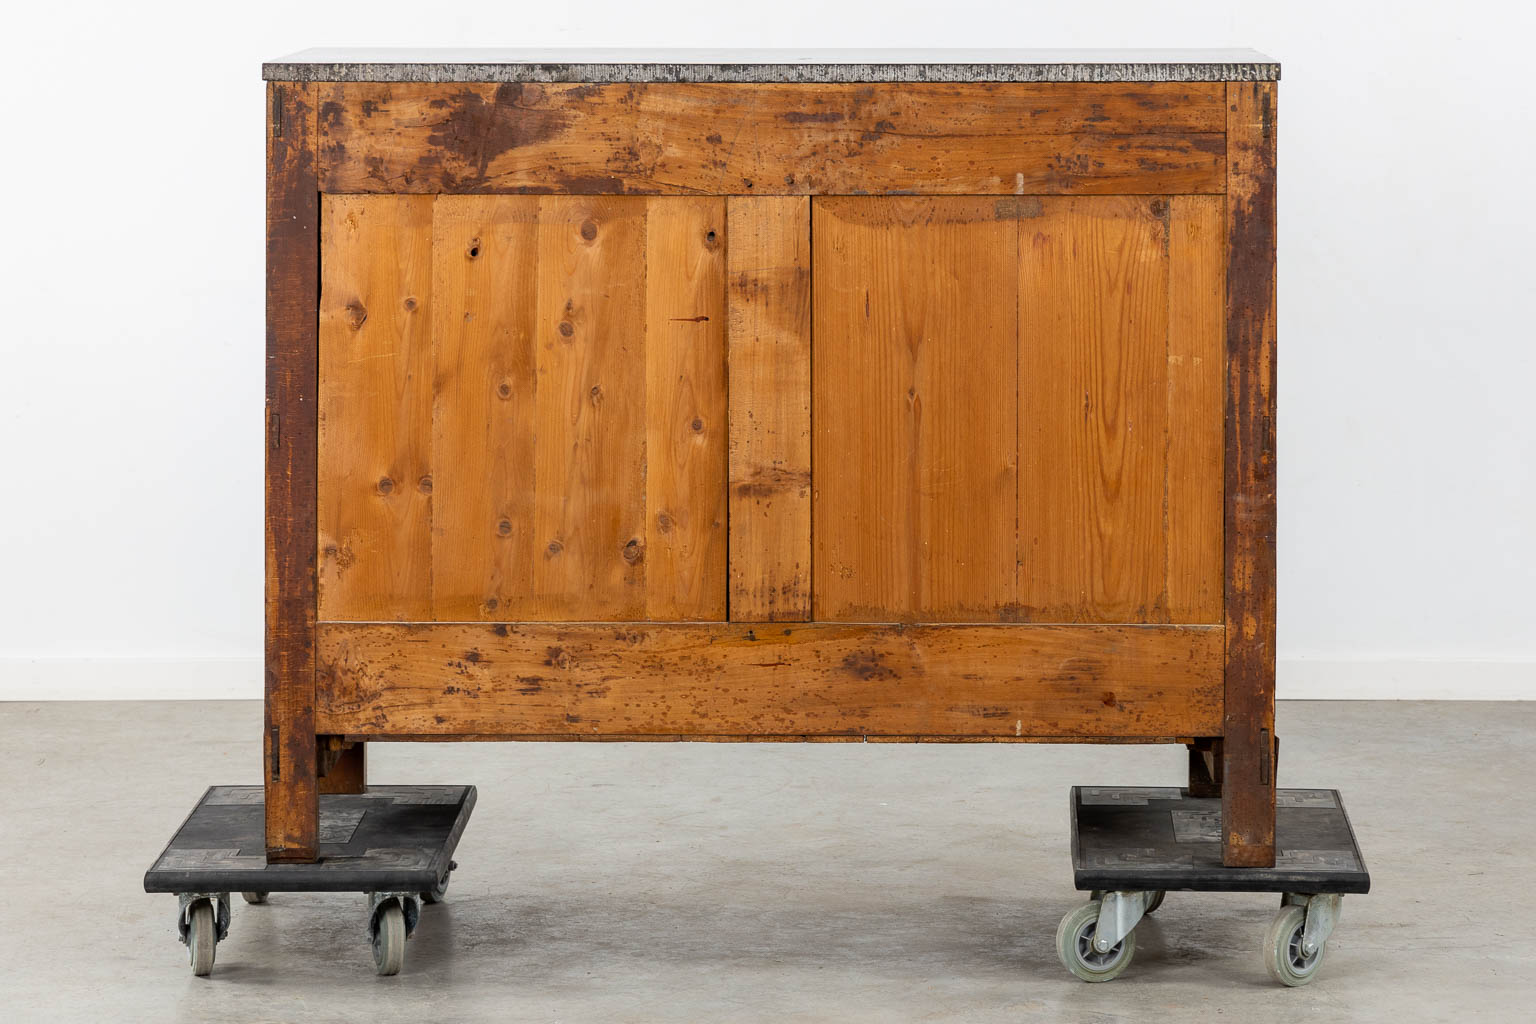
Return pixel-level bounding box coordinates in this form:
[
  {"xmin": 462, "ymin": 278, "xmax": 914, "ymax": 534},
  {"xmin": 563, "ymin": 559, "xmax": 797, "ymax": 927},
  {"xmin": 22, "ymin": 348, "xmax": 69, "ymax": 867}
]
[
  {"xmin": 265, "ymin": 81, "xmax": 320, "ymax": 862},
  {"xmin": 1221, "ymin": 81, "xmax": 1279, "ymax": 868}
]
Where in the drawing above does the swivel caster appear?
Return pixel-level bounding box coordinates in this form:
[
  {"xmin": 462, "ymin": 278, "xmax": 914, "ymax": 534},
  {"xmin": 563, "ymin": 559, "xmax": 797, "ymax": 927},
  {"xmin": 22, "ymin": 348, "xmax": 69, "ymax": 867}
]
[
  {"xmin": 1056, "ymin": 900, "xmax": 1136, "ymax": 982},
  {"xmin": 367, "ymin": 892, "xmax": 420, "ymax": 977},
  {"xmin": 176, "ymin": 893, "xmax": 230, "ymax": 978},
  {"xmin": 1264, "ymin": 894, "xmax": 1342, "ymax": 987}
]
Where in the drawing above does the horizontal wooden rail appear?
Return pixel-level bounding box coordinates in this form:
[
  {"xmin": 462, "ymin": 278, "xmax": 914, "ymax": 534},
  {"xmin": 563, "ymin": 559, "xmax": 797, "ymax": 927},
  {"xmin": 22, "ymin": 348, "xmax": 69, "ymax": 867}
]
[
  {"xmin": 316, "ymin": 82, "xmax": 1226, "ymax": 195},
  {"xmin": 316, "ymin": 622, "xmax": 1223, "ymax": 739}
]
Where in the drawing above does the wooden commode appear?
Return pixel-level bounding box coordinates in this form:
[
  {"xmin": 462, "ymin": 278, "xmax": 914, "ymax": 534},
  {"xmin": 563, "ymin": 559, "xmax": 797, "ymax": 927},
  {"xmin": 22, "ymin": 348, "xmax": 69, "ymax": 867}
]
[{"xmin": 261, "ymin": 49, "xmax": 1280, "ymax": 869}]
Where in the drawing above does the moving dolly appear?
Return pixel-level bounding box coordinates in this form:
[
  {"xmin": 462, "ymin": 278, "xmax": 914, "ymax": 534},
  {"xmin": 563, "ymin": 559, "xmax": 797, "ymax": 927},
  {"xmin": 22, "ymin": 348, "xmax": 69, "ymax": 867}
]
[
  {"xmin": 1060, "ymin": 786, "xmax": 1370, "ymax": 986},
  {"xmin": 143, "ymin": 786, "xmax": 475, "ymax": 976}
]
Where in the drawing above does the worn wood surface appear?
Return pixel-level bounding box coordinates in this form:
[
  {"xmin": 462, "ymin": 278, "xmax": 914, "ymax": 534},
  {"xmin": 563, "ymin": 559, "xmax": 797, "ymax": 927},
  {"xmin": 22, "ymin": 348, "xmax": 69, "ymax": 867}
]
[
  {"xmin": 812, "ymin": 198, "xmax": 1018, "ymax": 621},
  {"xmin": 1018, "ymin": 196, "xmax": 1169, "ymax": 622},
  {"xmin": 316, "ymin": 83, "xmax": 1226, "ymax": 196},
  {"xmin": 1222, "ymin": 82, "xmax": 1278, "ymax": 867},
  {"xmin": 428, "ymin": 195, "xmax": 539, "ymax": 619},
  {"xmin": 317, "ymin": 740, "xmax": 366, "ymax": 794},
  {"xmin": 265, "ymin": 82, "xmax": 321, "ymax": 862},
  {"xmin": 317, "ymin": 195, "xmax": 435, "ymax": 620},
  {"xmin": 726, "ymin": 197, "xmax": 812, "ymax": 621},
  {"xmin": 1166, "ymin": 196, "xmax": 1226, "ymax": 621},
  {"xmin": 315, "ymin": 622, "xmax": 1224, "ymax": 738},
  {"xmin": 643, "ymin": 199, "xmax": 729, "ymax": 619},
  {"xmin": 319, "ymin": 195, "xmax": 729, "ymax": 621},
  {"xmin": 808, "ymin": 196, "xmax": 1223, "ymax": 624}
]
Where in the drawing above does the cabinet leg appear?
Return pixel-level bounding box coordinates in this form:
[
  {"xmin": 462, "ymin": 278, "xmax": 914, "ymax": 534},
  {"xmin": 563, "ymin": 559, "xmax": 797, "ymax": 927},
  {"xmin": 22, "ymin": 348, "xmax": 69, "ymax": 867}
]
[
  {"xmin": 319, "ymin": 739, "xmax": 367, "ymax": 794},
  {"xmin": 1187, "ymin": 738, "xmax": 1223, "ymax": 798},
  {"xmin": 263, "ymin": 720, "xmax": 318, "ymax": 862},
  {"xmin": 1221, "ymin": 727, "xmax": 1277, "ymax": 867}
]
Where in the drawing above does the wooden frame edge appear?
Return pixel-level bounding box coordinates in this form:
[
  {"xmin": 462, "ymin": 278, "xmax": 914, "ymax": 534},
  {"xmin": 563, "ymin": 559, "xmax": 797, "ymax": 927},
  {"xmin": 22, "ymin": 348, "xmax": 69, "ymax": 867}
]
[
  {"xmin": 1221, "ymin": 81, "xmax": 1279, "ymax": 867},
  {"xmin": 265, "ymin": 81, "xmax": 322, "ymax": 862}
]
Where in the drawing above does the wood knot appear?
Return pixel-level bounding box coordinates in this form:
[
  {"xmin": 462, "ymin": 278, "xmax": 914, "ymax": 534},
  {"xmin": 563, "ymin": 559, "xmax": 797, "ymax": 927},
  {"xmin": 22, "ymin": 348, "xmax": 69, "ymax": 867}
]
[
  {"xmin": 344, "ymin": 301, "xmax": 368, "ymax": 330},
  {"xmin": 558, "ymin": 320, "xmax": 575, "ymax": 338},
  {"xmin": 655, "ymin": 511, "xmax": 674, "ymax": 534},
  {"xmin": 622, "ymin": 538, "xmax": 643, "ymax": 565},
  {"xmin": 580, "ymin": 220, "xmax": 598, "ymax": 241},
  {"xmin": 497, "ymin": 380, "xmax": 513, "ymax": 399},
  {"xmin": 589, "ymin": 384, "xmax": 603, "ymax": 404},
  {"xmin": 403, "ymin": 297, "xmax": 418, "ymax": 312},
  {"xmin": 466, "ymin": 239, "xmax": 481, "ymax": 260},
  {"xmin": 690, "ymin": 417, "xmax": 704, "ymax": 433},
  {"xmin": 417, "ymin": 475, "xmax": 432, "ymax": 494},
  {"xmin": 545, "ymin": 539, "xmax": 564, "ymax": 557},
  {"xmin": 376, "ymin": 476, "xmax": 394, "ymax": 495},
  {"xmin": 496, "ymin": 518, "xmax": 512, "ymax": 537}
]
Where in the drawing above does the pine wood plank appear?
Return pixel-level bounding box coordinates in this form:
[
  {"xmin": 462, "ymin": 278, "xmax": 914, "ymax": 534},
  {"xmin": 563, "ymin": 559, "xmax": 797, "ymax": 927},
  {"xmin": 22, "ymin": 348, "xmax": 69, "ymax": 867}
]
[
  {"xmin": 1166, "ymin": 196, "xmax": 1226, "ymax": 622},
  {"xmin": 812, "ymin": 198, "xmax": 1019, "ymax": 622},
  {"xmin": 315, "ymin": 622, "xmax": 1224, "ymax": 738},
  {"xmin": 265, "ymin": 82, "xmax": 321, "ymax": 861},
  {"xmin": 644, "ymin": 199, "xmax": 729, "ymax": 619},
  {"xmin": 429, "ymin": 196, "xmax": 540, "ymax": 619},
  {"xmin": 530, "ymin": 198, "xmax": 650, "ymax": 619},
  {"xmin": 1222, "ymin": 82, "xmax": 1279, "ymax": 867},
  {"xmin": 316, "ymin": 195, "xmax": 435, "ymax": 620},
  {"xmin": 726, "ymin": 196, "xmax": 812, "ymax": 621},
  {"xmin": 1017, "ymin": 196, "xmax": 1171, "ymax": 622},
  {"xmin": 317, "ymin": 83, "xmax": 1226, "ymax": 196}
]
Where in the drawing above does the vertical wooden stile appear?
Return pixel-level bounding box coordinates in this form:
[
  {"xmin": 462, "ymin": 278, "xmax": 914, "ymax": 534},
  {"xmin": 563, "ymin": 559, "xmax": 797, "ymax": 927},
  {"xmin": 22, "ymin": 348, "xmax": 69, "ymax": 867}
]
[
  {"xmin": 265, "ymin": 81, "xmax": 320, "ymax": 861},
  {"xmin": 1222, "ymin": 81, "xmax": 1279, "ymax": 867},
  {"xmin": 726, "ymin": 197, "xmax": 813, "ymax": 621}
]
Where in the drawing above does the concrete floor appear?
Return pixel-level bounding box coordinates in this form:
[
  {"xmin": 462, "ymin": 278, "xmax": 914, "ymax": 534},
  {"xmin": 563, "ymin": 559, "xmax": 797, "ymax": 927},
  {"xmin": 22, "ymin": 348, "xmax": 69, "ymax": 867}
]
[{"xmin": 2, "ymin": 700, "xmax": 1532, "ymax": 1022}]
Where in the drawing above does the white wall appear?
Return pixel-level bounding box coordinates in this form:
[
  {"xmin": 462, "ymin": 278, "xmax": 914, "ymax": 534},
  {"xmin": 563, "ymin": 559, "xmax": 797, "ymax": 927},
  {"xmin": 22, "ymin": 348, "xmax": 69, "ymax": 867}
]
[{"xmin": 1, "ymin": 1, "xmax": 1532, "ymax": 700}]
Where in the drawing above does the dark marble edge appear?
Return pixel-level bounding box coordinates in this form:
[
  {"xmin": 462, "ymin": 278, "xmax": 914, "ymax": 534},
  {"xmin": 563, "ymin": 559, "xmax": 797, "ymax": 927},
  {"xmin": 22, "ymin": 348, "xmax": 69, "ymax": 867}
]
[{"xmin": 262, "ymin": 61, "xmax": 1280, "ymax": 84}]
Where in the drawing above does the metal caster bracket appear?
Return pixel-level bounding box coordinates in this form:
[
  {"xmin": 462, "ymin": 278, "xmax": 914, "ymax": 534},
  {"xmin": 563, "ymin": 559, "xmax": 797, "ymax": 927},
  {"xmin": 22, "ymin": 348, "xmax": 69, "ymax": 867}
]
[
  {"xmin": 368, "ymin": 891, "xmax": 422, "ymax": 942},
  {"xmin": 1288, "ymin": 892, "xmax": 1342, "ymax": 958},
  {"xmin": 1092, "ymin": 890, "xmax": 1154, "ymax": 953},
  {"xmin": 176, "ymin": 892, "xmax": 230, "ymax": 944}
]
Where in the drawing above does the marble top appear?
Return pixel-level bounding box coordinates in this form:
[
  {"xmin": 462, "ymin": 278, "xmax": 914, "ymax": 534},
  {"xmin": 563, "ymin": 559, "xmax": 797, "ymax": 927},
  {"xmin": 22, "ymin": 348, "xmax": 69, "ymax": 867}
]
[{"xmin": 263, "ymin": 48, "xmax": 1279, "ymax": 84}]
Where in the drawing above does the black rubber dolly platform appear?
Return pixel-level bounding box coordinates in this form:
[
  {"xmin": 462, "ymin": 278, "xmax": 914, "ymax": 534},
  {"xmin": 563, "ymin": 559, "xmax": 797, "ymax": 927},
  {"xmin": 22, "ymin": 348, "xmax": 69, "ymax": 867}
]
[
  {"xmin": 144, "ymin": 785, "xmax": 475, "ymax": 977},
  {"xmin": 1059, "ymin": 786, "xmax": 1370, "ymax": 986}
]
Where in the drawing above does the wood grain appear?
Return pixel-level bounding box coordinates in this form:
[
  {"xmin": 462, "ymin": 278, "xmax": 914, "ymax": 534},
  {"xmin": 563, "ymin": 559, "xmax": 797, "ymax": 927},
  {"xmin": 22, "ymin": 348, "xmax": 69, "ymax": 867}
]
[
  {"xmin": 1018, "ymin": 196, "xmax": 1170, "ymax": 622},
  {"xmin": 317, "ymin": 83, "xmax": 1226, "ymax": 196},
  {"xmin": 812, "ymin": 198, "xmax": 1020, "ymax": 622},
  {"xmin": 315, "ymin": 622, "xmax": 1224, "ymax": 738},
  {"xmin": 265, "ymin": 82, "xmax": 320, "ymax": 861},
  {"xmin": 428, "ymin": 196, "xmax": 540, "ymax": 619},
  {"xmin": 317, "ymin": 195, "xmax": 435, "ymax": 620},
  {"xmin": 318, "ymin": 196, "xmax": 730, "ymax": 621},
  {"xmin": 528, "ymin": 198, "xmax": 650, "ymax": 618},
  {"xmin": 317, "ymin": 740, "xmax": 366, "ymax": 794},
  {"xmin": 1222, "ymin": 82, "xmax": 1279, "ymax": 867},
  {"xmin": 726, "ymin": 197, "xmax": 812, "ymax": 621},
  {"xmin": 1166, "ymin": 196, "xmax": 1226, "ymax": 621},
  {"xmin": 644, "ymin": 199, "xmax": 728, "ymax": 619}
]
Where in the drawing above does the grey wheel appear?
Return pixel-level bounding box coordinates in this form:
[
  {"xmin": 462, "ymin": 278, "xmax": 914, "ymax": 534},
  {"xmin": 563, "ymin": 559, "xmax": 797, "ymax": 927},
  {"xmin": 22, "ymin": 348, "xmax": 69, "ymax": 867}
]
[
  {"xmin": 1265, "ymin": 904, "xmax": 1324, "ymax": 987},
  {"xmin": 241, "ymin": 891, "xmax": 268, "ymax": 905},
  {"xmin": 188, "ymin": 901, "xmax": 216, "ymax": 977},
  {"xmin": 372, "ymin": 902, "xmax": 406, "ymax": 976},
  {"xmin": 1056, "ymin": 901, "xmax": 1136, "ymax": 982}
]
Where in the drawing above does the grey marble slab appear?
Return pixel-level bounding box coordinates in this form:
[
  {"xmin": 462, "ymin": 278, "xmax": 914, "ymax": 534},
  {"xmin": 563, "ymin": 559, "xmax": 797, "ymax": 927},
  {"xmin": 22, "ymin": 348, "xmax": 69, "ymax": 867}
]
[{"xmin": 263, "ymin": 48, "xmax": 1278, "ymax": 84}]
